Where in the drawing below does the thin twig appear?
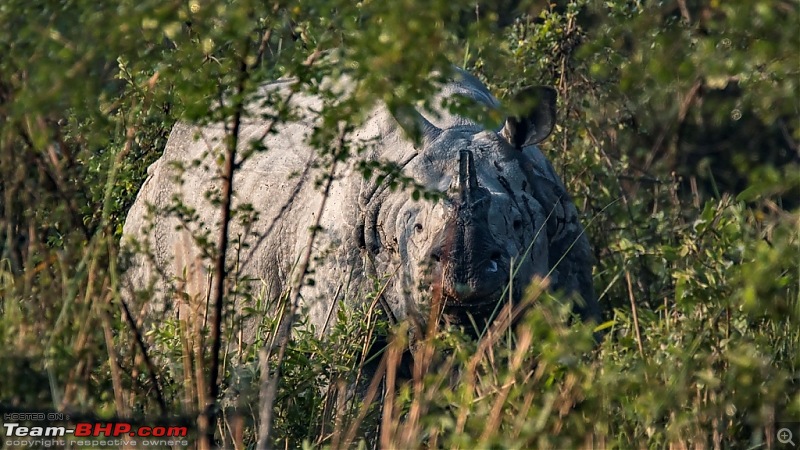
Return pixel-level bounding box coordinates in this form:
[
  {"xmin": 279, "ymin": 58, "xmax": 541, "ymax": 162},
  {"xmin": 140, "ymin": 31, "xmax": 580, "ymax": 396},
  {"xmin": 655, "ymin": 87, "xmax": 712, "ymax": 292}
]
[
  {"xmin": 641, "ymin": 78, "xmax": 702, "ymax": 178},
  {"xmin": 625, "ymin": 271, "xmax": 645, "ymax": 359},
  {"xmin": 379, "ymin": 333, "xmax": 401, "ymax": 448},
  {"xmin": 341, "ymin": 342, "xmax": 391, "ymax": 447},
  {"xmin": 100, "ymin": 296, "xmax": 129, "ymax": 418},
  {"xmin": 677, "ymin": 0, "xmax": 691, "ymax": 23},
  {"xmin": 199, "ymin": 27, "xmax": 289, "ymax": 439},
  {"xmin": 204, "ymin": 51, "xmax": 251, "ymax": 447},
  {"xmin": 117, "ymin": 295, "xmax": 168, "ymax": 413}
]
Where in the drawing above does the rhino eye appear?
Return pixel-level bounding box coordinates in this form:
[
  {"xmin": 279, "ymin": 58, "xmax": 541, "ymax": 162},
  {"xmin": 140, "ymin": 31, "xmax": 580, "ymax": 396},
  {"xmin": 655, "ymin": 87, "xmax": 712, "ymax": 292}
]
[
  {"xmin": 512, "ymin": 219, "xmax": 522, "ymax": 231},
  {"xmin": 414, "ymin": 223, "xmax": 424, "ymax": 233}
]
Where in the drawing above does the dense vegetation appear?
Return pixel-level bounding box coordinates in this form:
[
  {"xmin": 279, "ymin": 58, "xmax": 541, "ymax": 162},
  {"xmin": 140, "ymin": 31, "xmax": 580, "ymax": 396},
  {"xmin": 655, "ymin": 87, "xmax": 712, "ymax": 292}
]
[{"xmin": 0, "ymin": 0, "xmax": 797, "ymax": 448}]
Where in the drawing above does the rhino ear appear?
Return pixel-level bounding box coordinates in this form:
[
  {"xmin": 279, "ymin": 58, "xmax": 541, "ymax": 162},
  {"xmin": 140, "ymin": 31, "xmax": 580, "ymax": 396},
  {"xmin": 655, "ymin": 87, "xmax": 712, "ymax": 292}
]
[
  {"xmin": 391, "ymin": 103, "xmax": 441, "ymax": 147},
  {"xmin": 501, "ymin": 86, "xmax": 557, "ymax": 149}
]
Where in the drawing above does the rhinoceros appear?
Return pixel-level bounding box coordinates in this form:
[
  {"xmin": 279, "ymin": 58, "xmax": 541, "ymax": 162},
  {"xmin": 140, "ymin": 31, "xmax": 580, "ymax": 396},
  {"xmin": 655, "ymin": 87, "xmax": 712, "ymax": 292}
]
[{"xmin": 122, "ymin": 68, "xmax": 599, "ymax": 345}]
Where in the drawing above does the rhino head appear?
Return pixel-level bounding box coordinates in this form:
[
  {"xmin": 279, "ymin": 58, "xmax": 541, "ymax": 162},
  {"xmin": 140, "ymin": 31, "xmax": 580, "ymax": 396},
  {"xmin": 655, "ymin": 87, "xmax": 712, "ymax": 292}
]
[
  {"xmin": 368, "ymin": 85, "xmax": 595, "ymax": 331},
  {"xmin": 434, "ymin": 149, "xmax": 511, "ymax": 312}
]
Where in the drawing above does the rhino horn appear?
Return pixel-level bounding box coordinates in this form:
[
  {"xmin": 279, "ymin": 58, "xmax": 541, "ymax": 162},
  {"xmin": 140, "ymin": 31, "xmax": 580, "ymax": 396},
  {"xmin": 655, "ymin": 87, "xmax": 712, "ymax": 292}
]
[{"xmin": 458, "ymin": 149, "xmax": 479, "ymax": 194}]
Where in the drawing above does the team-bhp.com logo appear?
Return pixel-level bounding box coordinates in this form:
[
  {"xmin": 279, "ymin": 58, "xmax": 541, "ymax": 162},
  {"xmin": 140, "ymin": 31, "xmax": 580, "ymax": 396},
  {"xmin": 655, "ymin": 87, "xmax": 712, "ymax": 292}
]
[{"xmin": 3, "ymin": 421, "xmax": 189, "ymax": 447}]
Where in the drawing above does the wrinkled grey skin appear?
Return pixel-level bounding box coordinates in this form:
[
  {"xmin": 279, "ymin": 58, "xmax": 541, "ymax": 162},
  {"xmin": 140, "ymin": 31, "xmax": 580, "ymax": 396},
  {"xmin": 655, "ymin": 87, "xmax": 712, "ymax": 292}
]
[{"xmin": 122, "ymin": 68, "xmax": 599, "ymax": 341}]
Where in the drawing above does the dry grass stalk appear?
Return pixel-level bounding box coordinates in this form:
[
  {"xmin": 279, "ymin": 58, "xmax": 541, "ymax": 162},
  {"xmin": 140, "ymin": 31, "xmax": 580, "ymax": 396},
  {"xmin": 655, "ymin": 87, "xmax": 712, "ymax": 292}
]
[
  {"xmin": 478, "ymin": 326, "xmax": 533, "ymax": 444},
  {"xmin": 625, "ymin": 271, "xmax": 645, "ymax": 359}
]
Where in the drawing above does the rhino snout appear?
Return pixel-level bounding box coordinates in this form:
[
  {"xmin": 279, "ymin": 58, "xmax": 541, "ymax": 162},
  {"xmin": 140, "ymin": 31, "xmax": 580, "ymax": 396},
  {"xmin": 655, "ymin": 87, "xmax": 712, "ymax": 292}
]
[{"xmin": 427, "ymin": 242, "xmax": 508, "ymax": 305}]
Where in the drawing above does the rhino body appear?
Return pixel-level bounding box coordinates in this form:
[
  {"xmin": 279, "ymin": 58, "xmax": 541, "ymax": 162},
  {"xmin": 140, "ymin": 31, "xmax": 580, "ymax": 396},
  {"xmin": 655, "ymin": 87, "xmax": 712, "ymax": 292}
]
[{"xmin": 122, "ymin": 68, "xmax": 599, "ymax": 341}]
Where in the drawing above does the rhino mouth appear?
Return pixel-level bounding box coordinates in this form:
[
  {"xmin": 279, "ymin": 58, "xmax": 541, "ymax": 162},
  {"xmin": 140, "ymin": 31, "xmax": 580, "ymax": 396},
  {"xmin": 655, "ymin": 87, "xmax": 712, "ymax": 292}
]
[
  {"xmin": 437, "ymin": 289, "xmax": 510, "ymax": 330},
  {"xmin": 439, "ymin": 286, "xmax": 509, "ymax": 314},
  {"xmin": 441, "ymin": 294, "xmax": 499, "ymax": 309},
  {"xmin": 437, "ymin": 273, "xmax": 512, "ymax": 307}
]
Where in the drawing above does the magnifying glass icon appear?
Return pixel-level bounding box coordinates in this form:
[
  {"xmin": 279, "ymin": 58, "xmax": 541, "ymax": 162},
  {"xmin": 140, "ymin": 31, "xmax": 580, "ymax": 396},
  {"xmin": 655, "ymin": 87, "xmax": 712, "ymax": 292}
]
[{"xmin": 778, "ymin": 428, "xmax": 796, "ymax": 447}]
